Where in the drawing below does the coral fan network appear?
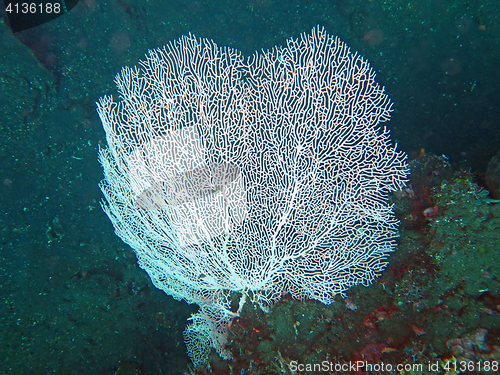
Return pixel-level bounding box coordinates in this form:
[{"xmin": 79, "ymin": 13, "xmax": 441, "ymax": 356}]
[{"xmin": 97, "ymin": 26, "xmax": 408, "ymax": 366}]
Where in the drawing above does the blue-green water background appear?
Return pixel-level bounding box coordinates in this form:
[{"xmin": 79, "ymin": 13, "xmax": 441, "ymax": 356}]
[{"xmin": 1, "ymin": 1, "xmax": 499, "ymax": 374}]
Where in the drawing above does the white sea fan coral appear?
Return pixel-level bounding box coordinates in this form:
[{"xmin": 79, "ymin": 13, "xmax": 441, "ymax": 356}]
[{"xmin": 97, "ymin": 26, "xmax": 408, "ymax": 366}]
